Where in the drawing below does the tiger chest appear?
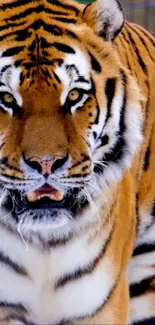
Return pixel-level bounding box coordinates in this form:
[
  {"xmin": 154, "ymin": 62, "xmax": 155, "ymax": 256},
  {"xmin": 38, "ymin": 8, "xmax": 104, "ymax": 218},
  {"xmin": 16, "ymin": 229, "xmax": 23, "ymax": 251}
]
[{"xmin": 0, "ymin": 226, "xmax": 114, "ymax": 324}]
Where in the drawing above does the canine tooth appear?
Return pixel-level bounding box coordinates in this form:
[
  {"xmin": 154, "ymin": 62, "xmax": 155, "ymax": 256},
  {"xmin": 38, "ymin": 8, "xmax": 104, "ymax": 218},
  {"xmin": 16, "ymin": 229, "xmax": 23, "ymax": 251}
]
[
  {"xmin": 27, "ymin": 192, "xmax": 37, "ymax": 202},
  {"xmin": 55, "ymin": 191, "xmax": 64, "ymax": 201}
]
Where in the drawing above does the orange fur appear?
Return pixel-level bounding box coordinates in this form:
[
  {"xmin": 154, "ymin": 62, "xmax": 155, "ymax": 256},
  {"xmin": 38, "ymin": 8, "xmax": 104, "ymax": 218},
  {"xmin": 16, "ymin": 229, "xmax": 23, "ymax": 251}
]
[{"xmin": 0, "ymin": 0, "xmax": 154, "ymax": 324}]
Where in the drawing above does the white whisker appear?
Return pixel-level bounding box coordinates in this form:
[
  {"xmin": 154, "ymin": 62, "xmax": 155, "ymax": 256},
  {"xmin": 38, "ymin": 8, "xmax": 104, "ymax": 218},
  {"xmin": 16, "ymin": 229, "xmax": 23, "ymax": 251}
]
[
  {"xmin": 81, "ymin": 188, "xmax": 102, "ymax": 230},
  {"xmin": 17, "ymin": 216, "xmax": 29, "ymax": 252}
]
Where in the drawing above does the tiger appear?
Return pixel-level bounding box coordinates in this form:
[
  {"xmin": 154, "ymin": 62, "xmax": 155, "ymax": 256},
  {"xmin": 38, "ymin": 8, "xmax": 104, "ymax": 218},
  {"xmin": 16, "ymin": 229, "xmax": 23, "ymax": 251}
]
[{"xmin": 0, "ymin": 0, "xmax": 154, "ymax": 324}]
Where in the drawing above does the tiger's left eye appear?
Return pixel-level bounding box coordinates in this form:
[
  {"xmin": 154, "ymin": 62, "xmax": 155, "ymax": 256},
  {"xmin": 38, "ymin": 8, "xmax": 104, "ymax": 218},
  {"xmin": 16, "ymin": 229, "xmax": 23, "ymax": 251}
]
[
  {"xmin": 2, "ymin": 93, "xmax": 14, "ymax": 104},
  {"xmin": 68, "ymin": 89, "xmax": 81, "ymax": 102}
]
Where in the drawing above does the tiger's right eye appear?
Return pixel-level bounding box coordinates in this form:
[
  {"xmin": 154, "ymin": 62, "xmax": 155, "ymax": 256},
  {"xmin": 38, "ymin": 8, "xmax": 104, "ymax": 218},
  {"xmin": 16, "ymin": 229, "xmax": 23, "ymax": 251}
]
[
  {"xmin": 0, "ymin": 92, "xmax": 19, "ymax": 116},
  {"xmin": 68, "ymin": 89, "xmax": 81, "ymax": 102},
  {"xmin": 2, "ymin": 92, "xmax": 15, "ymax": 105}
]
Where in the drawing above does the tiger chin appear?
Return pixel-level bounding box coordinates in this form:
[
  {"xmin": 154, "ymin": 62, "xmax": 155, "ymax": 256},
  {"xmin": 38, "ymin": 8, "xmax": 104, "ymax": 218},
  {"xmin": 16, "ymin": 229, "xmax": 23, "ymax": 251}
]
[{"xmin": 0, "ymin": 0, "xmax": 154, "ymax": 324}]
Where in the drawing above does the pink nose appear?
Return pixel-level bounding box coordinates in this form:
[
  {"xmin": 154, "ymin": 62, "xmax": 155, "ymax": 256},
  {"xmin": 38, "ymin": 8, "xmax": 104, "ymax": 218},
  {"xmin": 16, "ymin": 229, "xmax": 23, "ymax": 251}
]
[{"xmin": 29, "ymin": 156, "xmax": 65, "ymax": 175}]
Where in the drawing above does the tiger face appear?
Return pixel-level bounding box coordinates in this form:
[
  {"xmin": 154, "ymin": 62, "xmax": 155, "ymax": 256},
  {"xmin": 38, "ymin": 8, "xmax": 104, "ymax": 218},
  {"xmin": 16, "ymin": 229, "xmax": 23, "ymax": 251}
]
[{"xmin": 0, "ymin": 0, "xmax": 142, "ymax": 240}]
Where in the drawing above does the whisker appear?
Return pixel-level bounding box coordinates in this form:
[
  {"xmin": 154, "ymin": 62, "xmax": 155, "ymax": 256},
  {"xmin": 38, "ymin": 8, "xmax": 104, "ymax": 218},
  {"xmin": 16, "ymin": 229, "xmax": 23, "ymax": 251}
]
[
  {"xmin": 81, "ymin": 188, "xmax": 102, "ymax": 230},
  {"xmin": 87, "ymin": 177, "xmax": 111, "ymax": 217},
  {"xmin": 17, "ymin": 216, "xmax": 29, "ymax": 252}
]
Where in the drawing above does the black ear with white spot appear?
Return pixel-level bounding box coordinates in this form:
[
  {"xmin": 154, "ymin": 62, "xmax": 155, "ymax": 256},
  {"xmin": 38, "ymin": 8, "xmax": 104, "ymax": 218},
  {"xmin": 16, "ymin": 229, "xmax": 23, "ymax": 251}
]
[{"xmin": 82, "ymin": 0, "xmax": 124, "ymax": 41}]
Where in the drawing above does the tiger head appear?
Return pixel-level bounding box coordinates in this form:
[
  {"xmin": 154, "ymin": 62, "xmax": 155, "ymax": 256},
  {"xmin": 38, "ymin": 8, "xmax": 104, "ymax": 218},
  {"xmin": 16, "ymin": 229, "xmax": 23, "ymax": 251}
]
[{"xmin": 0, "ymin": 0, "xmax": 142, "ymax": 241}]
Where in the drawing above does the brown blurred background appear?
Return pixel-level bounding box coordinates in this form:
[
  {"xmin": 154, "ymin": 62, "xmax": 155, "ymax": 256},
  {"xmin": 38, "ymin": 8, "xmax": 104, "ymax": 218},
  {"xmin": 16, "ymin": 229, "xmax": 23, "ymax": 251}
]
[{"xmin": 78, "ymin": 0, "xmax": 155, "ymax": 32}]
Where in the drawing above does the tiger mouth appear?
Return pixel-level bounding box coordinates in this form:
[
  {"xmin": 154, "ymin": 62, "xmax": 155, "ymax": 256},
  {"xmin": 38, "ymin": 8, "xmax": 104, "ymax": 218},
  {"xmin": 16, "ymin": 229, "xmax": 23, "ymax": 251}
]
[
  {"xmin": 26, "ymin": 184, "xmax": 64, "ymax": 203},
  {"xmin": 3, "ymin": 184, "xmax": 88, "ymax": 218}
]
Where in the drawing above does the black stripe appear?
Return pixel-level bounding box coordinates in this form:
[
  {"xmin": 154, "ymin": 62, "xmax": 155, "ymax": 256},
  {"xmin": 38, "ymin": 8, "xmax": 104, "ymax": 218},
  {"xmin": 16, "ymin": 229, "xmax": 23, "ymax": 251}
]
[
  {"xmin": 7, "ymin": 316, "xmax": 36, "ymax": 325},
  {"xmin": 66, "ymin": 30, "xmax": 78, "ymax": 40},
  {"xmin": 130, "ymin": 276, "xmax": 154, "ymax": 298},
  {"xmin": 0, "ymin": 65, "xmax": 12, "ymax": 74},
  {"xmin": 118, "ymin": 32, "xmax": 133, "ymax": 71},
  {"xmin": 40, "ymin": 36, "xmax": 51, "ymax": 49},
  {"xmin": 57, "ymin": 270, "xmax": 120, "ymax": 324},
  {"xmin": 0, "ymin": 173, "xmax": 27, "ymax": 182},
  {"xmin": 0, "ymin": 142, "xmax": 5, "ymax": 150},
  {"xmin": 135, "ymin": 25, "xmax": 155, "ymax": 48},
  {"xmin": 1, "ymin": 0, "xmax": 32, "ymax": 10},
  {"xmin": 0, "ymin": 157, "xmax": 8, "ymax": 165},
  {"xmin": 0, "ymin": 301, "xmax": 26, "ymax": 311},
  {"xmin": 71, "ymin": 155, "xmax": 90, "ymax": 168},
  {"xmin": 126, "ymin": 23, "xmax": 155, "ymax": 64},
  {"xmin": 47, "ymin": 10, "xmax": 69, "ymax": 17},
  {"xmin": 47, "ymin": 234, "xmax": 73, "ymax": 249},
  {"xmin": 6, "ymin": 5, "xmax": 44, "ymax": 22},
  {"xmin": 0, "ymin": 21, "xmax": 77, "ymax": 44},
  {"xmin": 125, "ymin": 24, "xmax": 151, "ymax": 124},
  {"xmin": 75, "ymin": 76, "xmax": 89, "ymax": 84},
  {"xmin": 53, "ymin": 17, "xmax": 77, "ymax": 24},
  {"xmin": 89, "ymin": 78, "xmax": 100, "ymax": 125},
  {"xmin": 121, "ymin": 28, "xmax": 139, "ymax": 80},
  {"xmin": 95, "ymin": 70, "xmax": 126, "ymax": 173},
  {"xmin": 125, "ymin": 24, "xmax": 151, "ymax": 126},
  {"xmin": 40, "ymin": 67, "xmax": 52, "ymax": 80},
  {"xmin": 5, "ymin": 5, "xmax": 69, "ymax": 22},
  {"xmin": 66, "ymin": 172, "xmax": 90, "ymax": 178},
  {"xmin": 144, "ymin": 144, "xmax": 151, "ymax": 170},
  {"xmin": 53, "ymin": 71, "xmax": 61, "ymax": 84},
  {"xmin": 48, "ymin": 24, "xmax": 63, "ymax": 36},
  {"xmin": 133, "ymin": 242, "xmax": 155, "ymax": 256},
  {"xmin": 53, "ymin": 42, "xmax": 75, "ymax": 54},
  {"xmin": 0, "ymin": 251, "xmax": 28, "ymax": 276},
  {"xmin": 19, "ymin": 21, "xmax": 63, "ymax": 37},
  {"xmin": 125, "ymin": 24, "xmax": 147, "ymax": 74},
  {"xmin": 21, "ymin": 20, "xmax": 62, "ymax": 36},
  {"xmin": 89, "ymin": 52, "xmax": 101, "ymax": 73},
  {"xmin": 132, "ymin": 317, "xmax": 155, "ymax": 325},
  {"xmin": 46, "ymin": 0, "xmax": 79, "ymax": 16},
  {"xmin": 14, "ymin": 29, "xmax": 32, "ymax": 42},
  {"xmin": 2, "ymin": 46, "xmax": 24, "ymax": 57},
  {"xmin": 93, "ymin": 132, "xmax": 97, "ymax": 140},
  {"xmin": 0, "ymin": 21, "xmax": 25, "ymax": 33},
  {"xmin": 55, "ymin": 225, "xmax": 114, "ymax": 288},
  {"xmin": 6, "ymin": 316, "xmax": 35, "ymax": 325},
  {"xmin": 105, "ymin": 78, "xmax": 117, "ymax": 123},
  {"xmin": 0, "ymin": 82, "xmax": 5, "ymax": 87},
  {"xmin": 100, "ymin": 134, "xmax": 109, "ymax": 147}
]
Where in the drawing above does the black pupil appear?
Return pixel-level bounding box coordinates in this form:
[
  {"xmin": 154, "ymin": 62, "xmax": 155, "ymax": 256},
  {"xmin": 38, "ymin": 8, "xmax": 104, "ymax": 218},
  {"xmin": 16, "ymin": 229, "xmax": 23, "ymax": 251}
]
[
  {"xmin": 70, "ymin": 91, "xmax": 79, "ymax": 101},
  {"xmin": 4, "ymin": 94, "xmax": 12, "ymax": 102}
]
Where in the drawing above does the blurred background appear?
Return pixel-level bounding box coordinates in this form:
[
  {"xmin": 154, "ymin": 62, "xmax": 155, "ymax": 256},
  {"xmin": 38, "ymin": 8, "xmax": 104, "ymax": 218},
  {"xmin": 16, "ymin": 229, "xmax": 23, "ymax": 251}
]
[{"xmin": 78, "ymin": 0, "xmax": 155, "ymax": 32}]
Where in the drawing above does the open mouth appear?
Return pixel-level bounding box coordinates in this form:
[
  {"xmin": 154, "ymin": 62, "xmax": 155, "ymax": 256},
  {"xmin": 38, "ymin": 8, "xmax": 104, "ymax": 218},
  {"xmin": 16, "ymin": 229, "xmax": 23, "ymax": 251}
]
[
  {"xmin": 26, "ymin": 184, "xmax": 64, "ymax": 204},
  {"xmin": 3, "ymin": 183, "xmax": 89, "ymax": 218}
]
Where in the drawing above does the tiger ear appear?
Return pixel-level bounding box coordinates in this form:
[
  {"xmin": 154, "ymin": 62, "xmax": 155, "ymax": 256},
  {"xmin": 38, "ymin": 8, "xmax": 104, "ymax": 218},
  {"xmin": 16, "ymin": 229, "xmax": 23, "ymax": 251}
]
[{"xmin": 82, "ymin": 0, "xmax": 124, "ymax": 41}]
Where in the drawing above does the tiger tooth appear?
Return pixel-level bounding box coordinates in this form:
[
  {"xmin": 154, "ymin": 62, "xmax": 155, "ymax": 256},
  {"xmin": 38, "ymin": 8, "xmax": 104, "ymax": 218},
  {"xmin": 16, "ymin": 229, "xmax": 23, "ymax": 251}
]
[
  {"xmin": 26, "ymin": 192, "xmax": 37, "ymax": 202},
  {"xmin": 55, "ymin": 191, "xmax": 64, "ymax": 201},
  {"xmin": 26, "ymin": 189, "xmax": 64, "ymax": 202}
]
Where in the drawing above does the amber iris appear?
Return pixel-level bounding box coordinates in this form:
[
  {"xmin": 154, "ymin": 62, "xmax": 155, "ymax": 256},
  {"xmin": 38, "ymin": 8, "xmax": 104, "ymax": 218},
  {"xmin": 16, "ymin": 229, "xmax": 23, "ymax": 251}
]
[
  {"xmin": 68, "ymin": 89, "xmax": 81, "ymax": 102},
  {"xmin": 3, "ymin": 93, "xmax": 14, "ymax": 104}
]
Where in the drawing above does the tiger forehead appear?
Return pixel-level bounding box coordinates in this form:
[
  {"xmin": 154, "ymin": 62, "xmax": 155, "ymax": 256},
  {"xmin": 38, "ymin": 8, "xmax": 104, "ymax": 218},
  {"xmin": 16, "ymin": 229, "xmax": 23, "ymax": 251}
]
[
  {"xmin": 0, "ymin": 0, "xmax": 84, "ymax": 68},
  {"xmin": 0, "ymin": 0, "xmax": 81, "ymax": 19},
  {"xmin": 0, "ymin": 0, "xmax": 82, "ymax": 49}
]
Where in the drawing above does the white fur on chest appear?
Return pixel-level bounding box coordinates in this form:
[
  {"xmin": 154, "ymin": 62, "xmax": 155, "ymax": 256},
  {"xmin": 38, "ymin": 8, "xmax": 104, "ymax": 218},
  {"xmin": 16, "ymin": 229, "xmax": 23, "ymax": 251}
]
[{"xmin": 0, "ymin": 224, "xmax": 114, "ymax": 324}]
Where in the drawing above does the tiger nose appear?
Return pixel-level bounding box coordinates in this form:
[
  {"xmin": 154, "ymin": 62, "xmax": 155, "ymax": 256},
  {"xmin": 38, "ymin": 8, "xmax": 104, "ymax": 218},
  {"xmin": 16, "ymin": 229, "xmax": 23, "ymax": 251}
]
[{"xmin": 25, "ymin": 155, "xmax": 68, "ymax": 175}]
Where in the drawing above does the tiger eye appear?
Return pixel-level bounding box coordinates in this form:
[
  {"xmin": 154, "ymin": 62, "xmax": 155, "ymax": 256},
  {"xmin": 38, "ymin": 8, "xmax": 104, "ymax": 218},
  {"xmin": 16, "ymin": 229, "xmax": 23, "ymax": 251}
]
[
  {"xmin": 3, "ymin": 93, "xmax": 14, "ymax": 104},
  {"xmin": 68, "ymin": 89, "xmax": 80, "ymax": 102}
]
